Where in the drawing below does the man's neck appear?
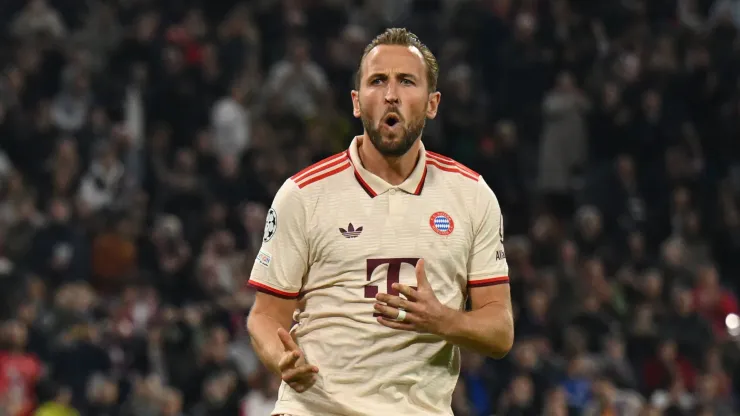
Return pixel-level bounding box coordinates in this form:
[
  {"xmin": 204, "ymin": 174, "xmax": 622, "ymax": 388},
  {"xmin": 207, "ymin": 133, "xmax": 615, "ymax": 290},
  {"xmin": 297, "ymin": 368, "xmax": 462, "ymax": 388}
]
[{"xmin": 357, "ymin": 135, "xmax": 420, "ymax": 186}]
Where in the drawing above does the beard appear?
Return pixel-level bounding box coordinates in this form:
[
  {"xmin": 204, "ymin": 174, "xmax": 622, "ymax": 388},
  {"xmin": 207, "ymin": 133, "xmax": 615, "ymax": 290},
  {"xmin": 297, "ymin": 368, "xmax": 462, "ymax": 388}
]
[{"xmin": 361, "ymin": 106, "xmax": 427, "ymax": 157}]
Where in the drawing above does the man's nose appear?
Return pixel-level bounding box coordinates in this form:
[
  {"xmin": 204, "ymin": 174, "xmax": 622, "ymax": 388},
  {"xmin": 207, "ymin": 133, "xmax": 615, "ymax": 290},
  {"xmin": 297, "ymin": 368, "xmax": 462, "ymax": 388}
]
[{"xmin": 384, "ymin": 83, "xmax": 399, "ymax": 104}]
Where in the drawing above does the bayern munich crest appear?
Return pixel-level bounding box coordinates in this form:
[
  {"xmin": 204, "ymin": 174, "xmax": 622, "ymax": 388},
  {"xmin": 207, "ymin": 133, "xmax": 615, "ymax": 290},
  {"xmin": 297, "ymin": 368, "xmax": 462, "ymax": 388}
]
[{"xmin": 430, "ymin": 211, "xmax": 454, "ymax": 235}]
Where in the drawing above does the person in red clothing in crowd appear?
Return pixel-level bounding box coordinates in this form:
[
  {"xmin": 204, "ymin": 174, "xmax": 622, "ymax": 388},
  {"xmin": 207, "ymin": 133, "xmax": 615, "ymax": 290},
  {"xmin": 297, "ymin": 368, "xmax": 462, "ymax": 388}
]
[
  {"xmin": 642, "ymin": 339, "xmax": 696, "ymax": 395},
  {"xmin": 165, "ymin": 9, "xmax": 208, "ymax": 66},
  {"xmin": 693, "ymin": 265, "xmax": 739, "ymax": 339},
  {"xmin": 0, "ymin": 320, "xmax": 42, "ymax": 416}
]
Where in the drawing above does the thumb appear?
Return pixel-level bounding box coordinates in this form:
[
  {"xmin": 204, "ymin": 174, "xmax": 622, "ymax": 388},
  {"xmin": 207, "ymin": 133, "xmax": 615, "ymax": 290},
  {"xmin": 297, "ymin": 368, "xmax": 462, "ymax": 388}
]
[
  {"xmin": 277, "ymin": 327, "xmax": 299, "ymax": 352},
  {"xmin": 415, "ymin": 258, "xmax": 429, "ymax": 288}
]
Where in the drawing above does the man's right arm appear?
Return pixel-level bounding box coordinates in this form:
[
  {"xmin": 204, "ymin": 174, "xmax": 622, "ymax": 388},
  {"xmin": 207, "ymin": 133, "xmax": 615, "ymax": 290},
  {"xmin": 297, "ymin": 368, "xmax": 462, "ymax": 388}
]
[
  {"xmin": 245, "ymin": 179, "xmax": 309, "ymax": 374},
  {"xmin": 247, "ymin": 293, "xmax": 297, "ymax": 374}
]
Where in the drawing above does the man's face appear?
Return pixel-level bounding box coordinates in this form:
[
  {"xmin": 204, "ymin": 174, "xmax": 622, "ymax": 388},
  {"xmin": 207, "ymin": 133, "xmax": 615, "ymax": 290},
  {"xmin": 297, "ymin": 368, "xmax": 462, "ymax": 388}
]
[{"xmin": 352, "ymin": 45, "xmax": 440, "ymax": 157}]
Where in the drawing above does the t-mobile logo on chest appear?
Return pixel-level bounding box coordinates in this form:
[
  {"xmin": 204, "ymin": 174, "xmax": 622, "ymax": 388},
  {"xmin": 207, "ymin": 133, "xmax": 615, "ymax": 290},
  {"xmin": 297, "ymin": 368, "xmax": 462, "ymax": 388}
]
[{"xmin": 364, "ymin": 258, "xmax": 419, "ymax": 298}]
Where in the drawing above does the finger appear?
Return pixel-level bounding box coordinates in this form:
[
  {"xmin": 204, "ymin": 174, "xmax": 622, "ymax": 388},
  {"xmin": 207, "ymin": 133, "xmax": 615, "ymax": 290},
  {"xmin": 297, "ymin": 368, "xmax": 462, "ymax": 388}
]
[
  {"xmin": 374, "ymin": 304, "xmax": 419, "ymax": 324},
  {"xmin": 288, "ymin": 380, "xmax": 304, "ymax": 392},
  {"xmin": 391, "ymin": 283, "xmax": 419, "ymax": 300},
  {"xmin": 290, "ymin": 381, "xmax": 309, "ymax": 393},
  {"xmin": 377, "ymin": 316, "xmax": 418, "ymax": 332},
  {"xmin": 375, "ymin": 293, "xmax": 412, "ymax": 309},
  {"xmin": 282, "ymin": 364, "xmax": 318, "ymax": 382},
  {"xmin": 288, "ymin": 375, "xmax": 317, "ymax": 393},
  {"xmin": 284, "ymin": 376, "xmax": 316, "ymax": 391},
  {"xmin": 375, "ymin": 294, "xmax": 414, "ymax": 311},
  {"xmin": 277, "ymin": 327, "xmax": 299, "ymax": 352},
  {"xmin": 373, "ymin": 303, "xmax": 400, "ymax": 320},
  {"xmin": 415, "ymin": 258, "xmax": 430, "ymax": 288},
  {"xmin": 282, "ymin": 367, "xmax": 316, "ymax": 385},
  {"xmin": 278, "ymin": 350, "xmax": 301, "ymax": 371}
]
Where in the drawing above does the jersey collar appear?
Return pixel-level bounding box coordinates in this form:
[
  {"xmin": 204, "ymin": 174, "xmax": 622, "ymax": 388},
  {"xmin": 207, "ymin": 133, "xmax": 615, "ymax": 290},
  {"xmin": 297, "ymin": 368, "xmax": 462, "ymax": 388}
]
[{"xmin": 347, "ymin": 136, "xmax": 427, "ymax": 198}]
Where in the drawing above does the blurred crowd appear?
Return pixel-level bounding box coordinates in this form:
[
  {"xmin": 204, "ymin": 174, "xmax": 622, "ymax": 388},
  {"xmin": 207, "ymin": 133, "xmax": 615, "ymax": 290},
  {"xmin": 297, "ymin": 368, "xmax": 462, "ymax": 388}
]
[{"xmin": 0, "ymin": 0, "xmax": 739, "ymax": 415}]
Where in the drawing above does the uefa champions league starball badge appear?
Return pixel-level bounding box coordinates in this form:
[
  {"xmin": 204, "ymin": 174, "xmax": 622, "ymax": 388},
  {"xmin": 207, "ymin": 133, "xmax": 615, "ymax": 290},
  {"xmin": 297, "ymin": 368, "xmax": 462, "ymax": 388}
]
[{"xmin": 263, "ymin": 208, "xmax": 277, "ymax": 242}]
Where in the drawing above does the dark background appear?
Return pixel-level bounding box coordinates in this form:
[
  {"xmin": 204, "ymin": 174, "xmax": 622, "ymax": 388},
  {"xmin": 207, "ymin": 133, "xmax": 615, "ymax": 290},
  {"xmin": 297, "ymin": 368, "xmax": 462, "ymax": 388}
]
[{"xmin": 0, "ymin": 0, "xmax": 738, "ymax": 415}]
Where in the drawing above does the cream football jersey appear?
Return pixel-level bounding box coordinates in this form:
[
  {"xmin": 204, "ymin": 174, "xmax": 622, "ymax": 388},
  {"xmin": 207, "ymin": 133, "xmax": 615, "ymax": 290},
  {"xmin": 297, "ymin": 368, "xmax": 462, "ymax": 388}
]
[{"xmin": 249, "ymin": 136, "xmax": 509, "ymax": 416}]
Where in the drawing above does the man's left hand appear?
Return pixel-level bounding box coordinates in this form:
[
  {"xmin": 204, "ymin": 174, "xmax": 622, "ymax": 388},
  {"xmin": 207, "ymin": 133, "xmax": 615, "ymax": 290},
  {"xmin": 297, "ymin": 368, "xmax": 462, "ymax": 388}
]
[{"xmin": 374, "ymin": 259, "xmax": 453, "ymax": 335}]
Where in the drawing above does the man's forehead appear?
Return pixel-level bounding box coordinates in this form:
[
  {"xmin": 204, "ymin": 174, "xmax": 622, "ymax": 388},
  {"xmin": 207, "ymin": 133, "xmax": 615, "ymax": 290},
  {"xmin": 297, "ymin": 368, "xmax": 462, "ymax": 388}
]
[{"xmin": 362, "ymin": 44, "xmax": 425, "ymax": 75}]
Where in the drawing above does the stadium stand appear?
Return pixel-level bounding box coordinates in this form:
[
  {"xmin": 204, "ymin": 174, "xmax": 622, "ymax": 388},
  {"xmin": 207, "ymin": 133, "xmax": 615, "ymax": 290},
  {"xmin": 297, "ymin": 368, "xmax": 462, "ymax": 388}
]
[{"xmin": 0, "ymin": 0, "xmax": 738, "ymax": 415}]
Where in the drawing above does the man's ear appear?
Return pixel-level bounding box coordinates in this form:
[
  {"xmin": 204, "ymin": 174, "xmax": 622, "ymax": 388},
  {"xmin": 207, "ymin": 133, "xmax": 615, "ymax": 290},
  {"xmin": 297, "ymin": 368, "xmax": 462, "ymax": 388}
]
[
  {"xmin": 351, "ymin": 90, "xmax": 361, "ymax": 118},
  {"xmin": 426, "ymin": 91, "xmax": 441, "ymax": 119}
]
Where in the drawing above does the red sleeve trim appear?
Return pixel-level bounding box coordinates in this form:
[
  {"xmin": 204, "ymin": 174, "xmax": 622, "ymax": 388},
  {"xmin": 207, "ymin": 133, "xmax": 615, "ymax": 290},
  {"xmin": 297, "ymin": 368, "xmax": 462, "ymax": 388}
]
[
  {"xmin": 468, "ymin": 276, "xmax": 510, "ymax": 287},
  {"xmin": 248, "ymin": 280, "xmax": 300, "ymax": 299}
]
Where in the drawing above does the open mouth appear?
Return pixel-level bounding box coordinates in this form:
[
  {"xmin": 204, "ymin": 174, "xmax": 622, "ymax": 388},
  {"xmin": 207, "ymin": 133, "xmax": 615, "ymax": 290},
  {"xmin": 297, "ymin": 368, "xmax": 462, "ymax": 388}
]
[{"xmin": 383, "ymin": 114, "xmax": 400, "ymax": 127}]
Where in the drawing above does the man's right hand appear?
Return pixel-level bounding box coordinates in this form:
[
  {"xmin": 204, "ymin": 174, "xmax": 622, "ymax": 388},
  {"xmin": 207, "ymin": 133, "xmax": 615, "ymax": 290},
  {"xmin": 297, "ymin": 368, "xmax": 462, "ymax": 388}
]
[{"xmin": 277, "ymin": 327, "xmax": 318, "ymax": 393}]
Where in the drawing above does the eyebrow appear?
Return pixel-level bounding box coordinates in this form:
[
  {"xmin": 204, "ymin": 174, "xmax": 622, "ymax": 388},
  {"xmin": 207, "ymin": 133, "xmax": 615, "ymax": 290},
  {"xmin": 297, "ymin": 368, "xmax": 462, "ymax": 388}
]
[{"xmin": 367, "ymin": 72, "xmax": 418, "ymax": 81}]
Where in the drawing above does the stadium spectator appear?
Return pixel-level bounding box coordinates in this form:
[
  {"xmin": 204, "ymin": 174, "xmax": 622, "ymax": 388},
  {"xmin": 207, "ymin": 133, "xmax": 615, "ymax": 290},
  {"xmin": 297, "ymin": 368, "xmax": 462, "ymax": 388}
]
[{"xmin": 0, "ymin": 0, "xmax": 738, "ymax": 414}]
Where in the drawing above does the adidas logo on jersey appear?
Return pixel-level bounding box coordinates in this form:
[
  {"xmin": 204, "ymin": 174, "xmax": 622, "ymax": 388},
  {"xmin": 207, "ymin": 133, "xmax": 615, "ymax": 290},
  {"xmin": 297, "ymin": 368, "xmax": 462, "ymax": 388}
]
[{"xmin": 339, "ymin": 223, "xmax": 363, "ymax": 238}]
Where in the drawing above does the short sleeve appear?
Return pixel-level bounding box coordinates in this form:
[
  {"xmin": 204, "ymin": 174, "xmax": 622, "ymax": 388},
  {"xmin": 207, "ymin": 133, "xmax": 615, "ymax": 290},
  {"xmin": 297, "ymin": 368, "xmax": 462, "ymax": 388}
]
[
  {"xmin": 467, "ymin": 177, "xmax": 509, "ymax": 287},
  {"xmin": 248, "ymin": 180, "xmax": 309, "ymax": 298}
]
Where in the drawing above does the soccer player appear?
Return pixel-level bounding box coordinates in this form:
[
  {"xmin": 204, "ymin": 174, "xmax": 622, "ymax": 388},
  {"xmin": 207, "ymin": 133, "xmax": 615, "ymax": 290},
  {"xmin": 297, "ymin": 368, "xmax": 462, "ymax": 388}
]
[{"xmin": 246, "ymin": 28, "xmax": 514, "ymax": 416}]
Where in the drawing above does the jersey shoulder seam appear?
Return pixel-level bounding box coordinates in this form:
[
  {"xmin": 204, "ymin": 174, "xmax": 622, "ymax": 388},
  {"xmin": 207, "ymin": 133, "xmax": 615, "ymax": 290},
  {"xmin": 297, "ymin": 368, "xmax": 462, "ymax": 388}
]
[
  {"xmin": 425, "ymin": 151, "xmax": 480, "ymax": 181},
  {"xmin": 290, "ymin": 152, "xmax": 351, "ymax": 189}
]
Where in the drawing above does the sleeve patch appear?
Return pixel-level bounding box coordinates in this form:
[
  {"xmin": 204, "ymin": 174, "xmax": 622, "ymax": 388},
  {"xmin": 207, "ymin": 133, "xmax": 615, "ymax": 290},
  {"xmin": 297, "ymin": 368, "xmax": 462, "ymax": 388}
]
[{"xmin": 256, "ymin": 250, "xmax": 272, "ymax": 268}]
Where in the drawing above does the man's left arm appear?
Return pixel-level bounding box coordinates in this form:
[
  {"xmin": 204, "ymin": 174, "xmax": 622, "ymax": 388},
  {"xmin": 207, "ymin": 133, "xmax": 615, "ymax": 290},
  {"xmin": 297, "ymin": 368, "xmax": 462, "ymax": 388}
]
[
  {"xmin": 440, "ymin": 177, "xmax": 513, "ymax": 358},
  {"xmin": 437, "ymin": 284, "xmax": 513, "ymax": 358},
  {"xmin": 374, "ymin": 178, "xmax": 514, "ymax": 358}
]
